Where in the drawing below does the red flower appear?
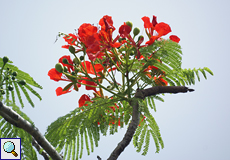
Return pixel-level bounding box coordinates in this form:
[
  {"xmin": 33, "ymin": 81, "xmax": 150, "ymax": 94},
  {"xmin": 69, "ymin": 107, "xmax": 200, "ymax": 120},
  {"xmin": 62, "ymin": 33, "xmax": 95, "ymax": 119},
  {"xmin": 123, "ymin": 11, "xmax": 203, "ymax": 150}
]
[
  {"xmin": 77, "ymin": 16, "xmax": 122, "ymax": 61},
  {"xmin": 78, "ymin": 23, "xmax": 102, "ymax": 61},
  {"xmin": 142, "ymin": 16, "xmax": 172, "ymax": 45},
  {"xmin": 99, "ymin": 15, "xmax": 115, "ymax": 32},
  {"xmin": 48, "ymin": 68, "xmax": 69, "ymax": 82},
  {"xmin": 98, "ymin": 16, "xmax": 121, "ymax": 50},
  {"xmin": 169, "ymin": 35, "xmax": 180, "ymax": 43},
  {"xmin": 141, "ymin": 15, "xmax": 158, "ymax": 36},
  {"xmin": 119, "ymin": 23, "xmax": 131, "ymax": 38},
  {"xmin": 145, "ymin": 23, "xmax": 171, "ymax": 45},
  {"xmin": 48, "ymin": 55, "xmax": 75, "ymax": 81},
  {"xmin": 78, "ymin": 23, "xmax": 103, "ymax": 61},
  {"xmin": 78, "ymin": 94, "xmax": 92, "ymax": 107},
  {"xmin": 78, "ymin": 23, "xmax": 99, "ymax": 45},
  {"xmin": 56, "ymin": 87, "xmax": 71, "ymax": 96}
]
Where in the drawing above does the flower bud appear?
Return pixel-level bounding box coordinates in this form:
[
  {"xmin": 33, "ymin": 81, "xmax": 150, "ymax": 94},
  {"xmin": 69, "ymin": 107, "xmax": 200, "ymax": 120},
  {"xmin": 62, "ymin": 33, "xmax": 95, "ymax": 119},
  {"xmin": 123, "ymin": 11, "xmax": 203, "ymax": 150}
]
[
  {"xmin": 8, "ymin": 85, "xmax": 14, "ymax": 91},
  {"xmin": 18, "ymin": 80, "xmax": 26, "ymax": 85},
  {"xmin": 130, "ymin": 50, "xmax": 135, "ymax": 56},
  {"xmin": 73, "ymin": 57, "xmax": 81, "ymax": 65},
  {"xmin": 62, "ymin": 58, "xmax": 69, "ymax": 64},
  {"xmin": 55, "ymin": 63, "xmax": 64, "ymax": 73},
  {"xmin": 80, "ymin": 56, "xmax": 84, "ymax": 61},
  {"xmin": 125, "ymin": 21, "xmax": 133, "ymax": 30},
  {"xmin": 1, "ymin": 90, "xmax": 5, "ymax": 95},
  {"xmin": 138, "ymin": 35, "xmax": 144, "ymax": 42},
  {"xmin": 133, "ymin": 27, "xmax": 140, "ymax": 36},
  {"xmin": 3, "ymin": 56, "xmax": 9, "ymax": 64},
  {"xmin": 69, "ymin": 46, "xmax": 75, "ymax": 54},
  {"xmin": 12, "ymin": 71, "xmax": 17, "ymax": 77}
]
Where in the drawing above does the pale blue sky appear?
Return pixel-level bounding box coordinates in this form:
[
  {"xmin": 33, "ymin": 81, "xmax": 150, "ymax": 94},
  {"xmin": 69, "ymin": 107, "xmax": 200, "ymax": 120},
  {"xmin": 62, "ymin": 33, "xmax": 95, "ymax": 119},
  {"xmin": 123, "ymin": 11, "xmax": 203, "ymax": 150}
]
[{"xmin": 0, "ymin": 0, "xmax": 229, "ymax": 160}]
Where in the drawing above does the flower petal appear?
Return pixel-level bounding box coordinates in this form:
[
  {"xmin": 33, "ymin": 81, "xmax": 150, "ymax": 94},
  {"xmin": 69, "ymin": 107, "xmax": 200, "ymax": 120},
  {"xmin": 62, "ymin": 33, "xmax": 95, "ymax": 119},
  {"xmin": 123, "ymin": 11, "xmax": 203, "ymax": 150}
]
[
  {"xmin": 169, "ymin": 35, "xmax": 180, "ymax": 43},
  {"xmin": 141, "ymin": 16, "xmax": 153, "ymax": 28},
  {"xmin": 56, "ymin": 87, "xmax": 71, "ymax": 96},
  {"xmin": 48, "ymin": 68, "xmax": 63, "ymax": 82},
  {"xmin": 155, "ymin": 22, "xmax": 171, "ymax": 36}
]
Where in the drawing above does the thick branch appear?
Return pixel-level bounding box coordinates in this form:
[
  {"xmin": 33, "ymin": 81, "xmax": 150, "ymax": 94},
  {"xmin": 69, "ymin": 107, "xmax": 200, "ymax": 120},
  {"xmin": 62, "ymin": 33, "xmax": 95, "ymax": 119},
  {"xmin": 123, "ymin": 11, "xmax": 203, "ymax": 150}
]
[
  {"xmin": 107, "ymin": 86, "xmax": 194, "ymax": 160},
  {"xmin": 0, "ymin": 110, "xmax": 21, "ymax": 128},
  {"xmin": 141, "ymin": 86, "xmax": 194, "ymax": 97},
  {"xmin": 107, "ymin": 98, "xmax": 140, "ymax": 160},
  {"xmin": 0, "ymin": 101, "xmax": 63, "ymax": 160}
]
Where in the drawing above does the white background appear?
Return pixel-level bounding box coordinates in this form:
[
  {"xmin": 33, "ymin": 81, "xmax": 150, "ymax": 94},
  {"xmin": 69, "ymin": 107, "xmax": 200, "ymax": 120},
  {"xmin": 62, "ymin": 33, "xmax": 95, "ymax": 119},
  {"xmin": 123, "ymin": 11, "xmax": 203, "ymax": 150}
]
[{"xmin": 0, "ymin": 0, "xmax": 230, "ymax": 160}]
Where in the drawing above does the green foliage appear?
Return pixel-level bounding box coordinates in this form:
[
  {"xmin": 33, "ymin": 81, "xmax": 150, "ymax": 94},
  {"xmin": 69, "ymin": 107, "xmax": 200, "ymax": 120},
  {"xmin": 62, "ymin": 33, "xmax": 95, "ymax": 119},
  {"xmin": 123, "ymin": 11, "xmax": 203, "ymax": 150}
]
[
  {"xmin": 0, "ymin": 101, "xmax": 38, "ymax": 160},
  {"xmin": 45, "ymin": 39, "xmax": 213, "ymax": 159},
  {"xmin": 45, "ymin": 97, "xmax": 130, "ymax": 160},
  {"xmin": 133, "ymin": 98, "xmax": 164, "ymax": 155},
  {"xmin": 0, "ymin": 57, "xmax": 42, "ymax": 108},
  {"xmin": 135, "ymin": 40, "xmax": 213, "ymax": 90}
]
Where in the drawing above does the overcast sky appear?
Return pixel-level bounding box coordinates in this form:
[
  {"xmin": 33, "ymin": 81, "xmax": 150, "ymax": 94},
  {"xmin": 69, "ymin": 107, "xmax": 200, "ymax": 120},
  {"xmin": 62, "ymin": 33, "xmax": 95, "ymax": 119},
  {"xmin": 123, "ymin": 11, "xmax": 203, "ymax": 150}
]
[{"xmin": 0, "ymin": 0, "xmax": 230, "ymax": 160}]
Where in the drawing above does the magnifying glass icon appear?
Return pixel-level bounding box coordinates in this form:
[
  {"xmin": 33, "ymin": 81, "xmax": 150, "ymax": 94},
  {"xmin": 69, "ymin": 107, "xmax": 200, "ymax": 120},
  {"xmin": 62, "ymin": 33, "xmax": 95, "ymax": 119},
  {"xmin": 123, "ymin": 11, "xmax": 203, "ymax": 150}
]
[{"xmin": 3, "ymin": 141, "xmax": 18, "ymax": 157}]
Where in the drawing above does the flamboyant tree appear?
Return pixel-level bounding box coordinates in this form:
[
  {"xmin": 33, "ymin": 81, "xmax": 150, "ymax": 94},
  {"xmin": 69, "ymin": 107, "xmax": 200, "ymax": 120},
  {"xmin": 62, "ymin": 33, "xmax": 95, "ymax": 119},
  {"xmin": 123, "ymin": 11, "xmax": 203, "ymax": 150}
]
[{"xmin": 0, "ymin": 15, "xmax": 213, "ymax": 160}]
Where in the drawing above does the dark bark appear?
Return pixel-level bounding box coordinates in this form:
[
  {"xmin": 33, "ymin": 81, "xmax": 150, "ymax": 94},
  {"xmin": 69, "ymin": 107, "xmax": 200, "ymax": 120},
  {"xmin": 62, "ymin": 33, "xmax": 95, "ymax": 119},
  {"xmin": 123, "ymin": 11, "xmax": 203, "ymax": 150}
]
[
  {"xmin": 0, "ymin": 101, "xmax": 63, "ymax": 160},
  {"xmin": 107, "ymin": 86, "xmax": 194, "ymax": 160},
  {"xmin": 32, "ymin": 137, "xmax": 50, "ymax": 160}
]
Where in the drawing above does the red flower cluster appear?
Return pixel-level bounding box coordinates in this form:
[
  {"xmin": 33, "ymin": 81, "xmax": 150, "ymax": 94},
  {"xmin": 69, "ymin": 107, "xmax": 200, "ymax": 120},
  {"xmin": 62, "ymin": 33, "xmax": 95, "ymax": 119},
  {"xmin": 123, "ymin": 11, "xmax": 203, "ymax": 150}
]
[
  {"xmin": 62, "ymin": 15, "xmax": 122, "ymax": 61},
  {"xmin": 49, "ymin": 14, "xmax": 181, "ymax": 126}
]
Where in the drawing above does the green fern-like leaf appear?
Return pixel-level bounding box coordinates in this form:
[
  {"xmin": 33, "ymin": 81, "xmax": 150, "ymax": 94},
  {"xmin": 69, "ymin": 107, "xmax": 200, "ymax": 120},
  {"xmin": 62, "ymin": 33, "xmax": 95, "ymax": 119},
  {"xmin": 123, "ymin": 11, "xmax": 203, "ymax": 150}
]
[
  {"xmin": 142, "ymin": 130, "xmax": 150, "ymax": 155},
  {"xmin": 136, "ymin": 124, "xmax": 148, "ymax": 152},
  {"xmin": 80, "ymin": 131, "xmax": 84, "ymax": 159},
  {"xmin": 18, "ymin": 84, "xmax": 34, "ymax": 107},
  {"xmin": 174, "ymin": 67, "xmax": 213, "ymax": 85},
  {"xmin": 13, "ymin": 81, "xmax": 24, "ymax": 107},
  {"xmin": 24, "ymin": 84, "xmax": 42, "ymax": 101}
]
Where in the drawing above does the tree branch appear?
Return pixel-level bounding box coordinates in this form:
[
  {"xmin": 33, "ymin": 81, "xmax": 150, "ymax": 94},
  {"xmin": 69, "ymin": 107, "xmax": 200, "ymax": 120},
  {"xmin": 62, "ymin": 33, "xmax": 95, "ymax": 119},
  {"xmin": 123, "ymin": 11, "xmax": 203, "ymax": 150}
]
[
  {"xmin": 0, "ymin": 101, "xmax": 63, "ymax": 160},
  {"xmin": 32, "ymin": 137, "xmax": 50, "ymax": 160},
  {"xmin": 107, "ymin": 86, "xmax": 194, "ymax": 160}
]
